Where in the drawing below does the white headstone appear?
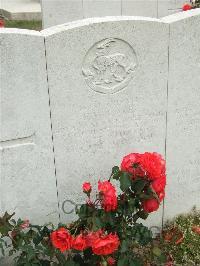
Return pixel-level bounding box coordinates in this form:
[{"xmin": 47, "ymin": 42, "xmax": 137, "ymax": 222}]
[
  {"xmin": 41, "ymin": 0, "xmax": 83, "ymax": 28},
  {"xmin": 158, "ymin": 0, "xmax": 186, "ymax": 17},
  {"xmin": 41, "ymin": 0, "xmax": 191, "ymax": 28},
  {"xmin": 42, "ymin": 17, "xmax": 169, "ymax": 226},
  {"xmin": 0, "ymin": 29, "xmax": 59, "ymax": 224},
  {"xmin": 122, "ymin": 0, "xmax": 158, "ymax": 18},
  {"xmin": 83, "ymin": 0, "xmax": 121, "ymax": 18},
  {"xmin": 162, "ymin": 9, "xmax": 200, "ymax": 220}
]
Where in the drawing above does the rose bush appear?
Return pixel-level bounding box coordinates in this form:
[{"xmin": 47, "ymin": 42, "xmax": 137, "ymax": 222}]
[{"xmin": 0, "ymin": 152, "xmax": 167, "ymax": 265}]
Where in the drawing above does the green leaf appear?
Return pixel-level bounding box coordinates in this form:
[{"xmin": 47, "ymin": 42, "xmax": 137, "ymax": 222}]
[
  {"xmin": 112, "ymin": 166, "xmax": 120, "ymax": 175},
  {"xmin": 33, "ymin": 235, "xmax": 43, "ymax": 245},
  {"xmin": 128, "ymin": 198, "xmax": 136, "ymax": 213},
  {"xmin": 65, "ymin": 260, "xmax": 78, "ymax": 266},
  {"xmin": 40, "ymin": 260, "xmax": 51, "ymax": 266},
  {"xmin": 120, "ymin": 240, "xmax": 129, "ymax": 253},
  {"xmin": 0, "ymin": 216, "xmax": 14, "ymax": 236},
  {"xmin": 137, "ymin": 210, "xmax": 148, "ymax": 220},
  {"xmin": 152, "ymin": 246, "xmax": 162, "ymax": 257},
  {"xmin": 129, "ymin": 258, "xmax": 143, "ymax": 266},
  {"xmin": 157, "ymin": 253, "xmax": 167, "ymax": 263},
  {"xmin": 77, "ymin": 204, "xmax": 93, "ymax": 219},
  {"xmin": 130, "ymin": 223, "xmax": 152, "ymax": 245},
  {"xmin": 117, "ymin": 257, "xmax": 129, "ymax": 266},
  {"xmin": 120, "ymin": 173, "xmax": 132, "ymax": 191},
  {"xmin": 94, "ymin": 217, "xmax": 103, "ymax": 229},
  {"xmin": 112, "ymin": 166, "xmax": 120, "ymax": 180},
  {"xmin": 139, "ymin": 192, "xmax": 153, "ymax": 200},
  {"xmin": 131, "ymin": 179, "xmax": 148, "ymax": 194}
]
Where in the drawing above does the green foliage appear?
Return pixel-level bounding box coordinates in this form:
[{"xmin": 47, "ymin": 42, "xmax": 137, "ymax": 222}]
[
  {"xmin": 119, "ymin": 172, "xmax": 132, "ymax": 191},
  {"xmin": 192, "ymin": 0, "xmax": 200, "ymax": 8},
  {"xmin": 161, "ymin": 207, "xmax": 200, "ymax": 265}
]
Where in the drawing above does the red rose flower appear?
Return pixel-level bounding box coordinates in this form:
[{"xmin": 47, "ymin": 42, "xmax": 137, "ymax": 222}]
[
  {"xmin": 142, "ymin": 190, "xmax": 165, "ymax": 213},
  {"xmin": 175, "ymin": 235, "xmax": 184, "ymax": 245},
  {"xmin": 0, "ymin": 19, "xmax": 5, "ymax": 28},
  {"xmin": 98, "ymin": 181, "xmax": 117, "ymax": 212},
  {"xmin": 192, "ymin": 225, "xmax": 200, "ymax": 235},
  {"xmin": 82, "ymin": 182, "xmax": 92, "ymax": 193},
  {"xmin": 151, "ymin": 175, "xmax": 166, "ymax": 193},
  {"xmin": 51, "ymin": 227, "xmax": 73, "ymax": 252},
  {"xmin": 139, "ymin": 152, "xmax": 166, "ymax": 180},
  {"xmin": 158, "ymin": 190, "xmax": 165, "ymax": 202},
  {"xmin": 98, "ymin": 180, "xmax": 113, "ymax": 193},
  {"xmin": 121, "ymin": 153, "xmax": 144, "ymax": 178},
  {"xmin": 86, "ymin": 230, "xmax": 104, "ymax": 247},
  {"xmin": 107, "ymin": 256, "xmax": 116, "ymax": 265},
  {"xmin": 20, "ymin": 220, "xmax": 30, "ymax": 229},
  {"xmin": 92, "ymin": 232, "xmax": 120, "ymax": 255},
  {"xmin": 182, "ymin": 3, "xmax": 192, "ymax": 11},
  {"xmin": 142, "ymin": 198, "xmax": 160, "ymax": 213},
  {"xmin": 72, "ymin": 233, "xmax": 88, "ymax": 251}
]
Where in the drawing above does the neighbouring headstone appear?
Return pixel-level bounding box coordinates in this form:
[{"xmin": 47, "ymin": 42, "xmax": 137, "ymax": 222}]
[
  {"xmin": 83, "ymin": 0, "xmax": 121, "ymax": 18},
  {"xmin": 122, "ymin": 0, "xmax": 158, "ymax": 18},
  {"xmin": 158, "ymin": 0, "xmax": 187, "ymax": 17},
  {"xmin": 41, "ymin": 0, "xmax": 191, "ymax": 28},
  {"xmin": 162, "ymin": 9, "xmax": 200, "ymax": 220},
  {"xmin": 0, "ymin": 29, "xmax": 59, "ymax": 224},
  {"xmin": 42, "ymin": 17, "xmax": 169, "ymax": 226},
  {"xmin": 41, "ymin": 0, "xmax": 83, "ymax": 28}
]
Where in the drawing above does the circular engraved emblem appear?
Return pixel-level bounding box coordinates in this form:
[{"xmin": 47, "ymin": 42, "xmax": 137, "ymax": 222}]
[{"xmin": 82, "ymin": 38, "xmax": 137, "ymax": 94}]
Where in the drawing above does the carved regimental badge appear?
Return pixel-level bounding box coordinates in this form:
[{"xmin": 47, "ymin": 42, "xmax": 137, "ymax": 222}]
[{"xmin": 82, "ymin": 38, "xmax": 137, "ymax": 94}]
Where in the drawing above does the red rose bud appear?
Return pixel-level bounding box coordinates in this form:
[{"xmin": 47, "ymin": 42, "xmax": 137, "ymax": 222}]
[
  {"xmin": 82, "ymin": 182, "xmax": 92, "ymax": 193},
  {"xmin": 182, "ymin": 3, "xmax": 192, "ymax": 11},
  {"xmin": 107, "ymin": 256, "xmax": 116, "ymax": 265},
  {"xmin": 20, "ymin": 220, "xmax": 30, "ymax": 229},
  {"xmin": 50, "ymin": 227, "xmax": 73, "ymax": 252}
]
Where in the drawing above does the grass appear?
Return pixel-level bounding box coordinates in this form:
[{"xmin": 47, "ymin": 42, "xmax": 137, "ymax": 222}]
[{"xmin": 4, "ymin": 20, "xmax": 42, "ymax": 31}]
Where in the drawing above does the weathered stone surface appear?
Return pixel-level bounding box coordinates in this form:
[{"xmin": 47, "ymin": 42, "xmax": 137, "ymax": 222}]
[
  {"xmin": 122, "ymin": 0, "xmax": 158, "ymax": 18},
  {"xmin": 158, "ymin": 0, "xmax": 187, "ymax": 17},
  {"xmin": 42, "ymin": 17, "xmax": 169, "ymax": 225},
  {"xmin": 41, "ymin": 0, "xmax": 190, "ymax": 28},
  {"xmin": 83, "ymin": 0, "xmax": 121, "ymax": 18},
  {"xmin": 162, "ymin": 9, "xmax": 200, "ymax": 220},
  {"xmin": 0, "ymin": 29, "xmax": 59, "ymax": 224},
  {"xmin": 41, "ymin": 0, "xmax": 121, "ymax": 28},
  {"xmin": 41, "ymin": 0, "xmax": 83, "ymax": 28}
]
